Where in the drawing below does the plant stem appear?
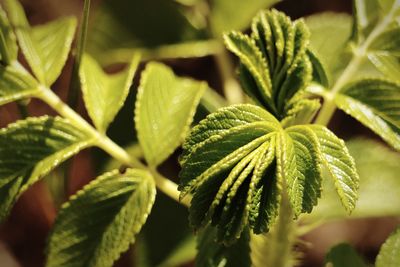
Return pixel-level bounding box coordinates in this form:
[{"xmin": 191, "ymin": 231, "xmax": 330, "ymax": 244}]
[
  {"xmin": 315, "ymin": 5, "xmax": 397, "ymax": 126},
  {"xmin": 38, "ymin": 86, "xmax": 189, "ymax": 207},
  {"xmin": 214, "ymin": 50, "xmax": 244, "ymax": 104},
  {"xmin": 67, "ymin": 0, "xmax": 91, "ymax": 109}
]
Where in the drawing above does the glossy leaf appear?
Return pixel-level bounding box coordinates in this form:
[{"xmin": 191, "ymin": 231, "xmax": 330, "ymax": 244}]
[
  {"xmin": 4, "ymin": 0, "xmax": 76, "ymax": 86},
  {"xmin": 46, "ymin": 169, "xmax": 156, "ymax": 267},
  {"xmin": 224, "ymin": 9, "xmax": 312, "ymax": 119},
  {"xmin": 0, "ymin": 62, "xmax": 39, "ymax": 106},
  {"xmin": 209, "ymin": 0, "xmax": 280, "ymax": 35},
  {"xmin": 0, "ymin": 116, "xmax": 93, "ymax": 221},
  {"xmin": 135, "ymin": 62, "xmax": 206, "ymax": 167},
  {"xmin": 309, "ymin": 125, "xmax": 359, "ymax": 212},
  {"xmin": 335, "ymin": 79, "xmax": 400, "ymax": 150},
  {"xmin": 325, "ymin": 243, "xmax": 367, "ymax": 267},
  {"xmin": 376, "ymin": 226, "xmax": 400, "ymax": 267},
  {"xmin": 80, "ymin": 53, "xmax": 140, "ymax": 133},
  {"xmin": 195, "ymin": 226, "xmax": 251, "ymax": 267},
  {"xmin": 367, "ymin": 53, "xmax": 400, "ymax": 82},
  {"xmin": 0, "ymin": 5, "xmax": 17, "ymax": 63}
]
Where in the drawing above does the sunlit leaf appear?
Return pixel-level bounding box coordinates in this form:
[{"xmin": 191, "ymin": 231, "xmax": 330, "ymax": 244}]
[
  {"xmin": 46, "ymin": 169, "xmax": 156, "ymax": 267},
  {"xmin": 0, "ymin": 5, "xmax": 17, "ymax": 63},
  {"xmin": 80, "ymin": 53, "xmax": 140, "ymax": 133},
  {"xmin": 135, "ymin": 62, "xmax": 206, "ymax": 167},
  {"xmin": 0, "ymin": 116, "xmax": 93, "ymax": 222},
  {"xmin": 376, "ymin": 226, "xmax": 400, "ymax": 267}
]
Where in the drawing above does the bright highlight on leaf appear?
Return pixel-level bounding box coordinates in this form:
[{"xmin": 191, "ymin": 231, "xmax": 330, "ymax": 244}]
[
  {"xmin": 335, "ymin": 79, "xmax": 400, "ymax": 151},
  {"xmin": 46, "ymin": 169, "xmax": 156, "ymax": 267},
  {"xmin": 4, "ymin": 0, "xmax": 77, "ymax": 86},
  {"xmin": 80, "ymin": 53, "xmax": 140, "ymax": 133},
  {"xmin": 179, "ymin": 104, "xmax": 358, "ymax": 243},
  {"xmin": 135, "ymin": 62, "xmax": 206, "ymax": 167},
  {"xmin": 224, "ymin": 9, "xmax": 313, "ymax": 119},
  {"xmin": 0, "ymin": 116, "xmax": 94, "ymax": 222},
  {"xmin": 0, "ymin": 6, "xmax": 18, "ymax": 63}
]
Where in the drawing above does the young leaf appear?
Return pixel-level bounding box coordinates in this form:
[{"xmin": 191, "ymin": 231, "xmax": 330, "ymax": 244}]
[
  {"xmin": 4, "ymin": 0, "xmax": 77, "ymax": 86},
  {"xmin": 46, "ymin": 169, "xmax": 156, "ymax": 267},
  {"xmin": 0, "ymin": 6, "xmax": 18, "ymax": 63},
  {"xmin": 80, "ymin": 53, "xmax": 140, "ymax": 133},
  {"xmin": 367, "ymin": 53, "xmax": 400, "ymax": 82},
  {"xmin": 0, "ymin": 62, "xmax": 39, "ymax": 105},
  {"xmin": 376, "ymin": 226, "xmax": 400, "ymax": 267},
  {"xmin": 135, "ymin": 62, "xmax": 206, "ymax": 167},
  {"xmin": 195, "ymin": 226, "xmax": 251, "ymax": 267},
  {"xmin": 179, "ymin": 104, "xmax": 353, "ymax": 243},
  {"xmin": 309, "ymin": 125, "xmax": 359, "ymax": 212},
  {"xmin": 307, "ymin": 138, "xmax": 400, "ymax": 222},
  {"xmin": 0, "ymin": 116, "xmax": 93, "ymax": 221},
  {"xmin": 224, "ymin": 9, "xmax": 312, "ymax": 119},
  {"xmin": 335, "ymin": 79, "xmax": 400, "ymax": 150},
  {"xmin": 325, "ymin": 243, "xmax": 367, "ymax": 267},
  {"xmin": 209, "ymin": 0, "xmax": 280, "ymax": 35}
]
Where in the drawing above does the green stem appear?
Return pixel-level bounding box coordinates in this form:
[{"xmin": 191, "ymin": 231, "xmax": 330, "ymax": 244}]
[
  {"xmin": 67, "ymin": 0, "xmax": 91, "ymax": 109},
  {"xmin": 315, "ymin": 5, "xmax": 397, "ymax": 126},
  {"xmin": 38, "ymin": 86, "xmax": 190, "ymax": 207},
  {"xmin": 214, "ymin": 50, "xmax": 244, "ymax": 104}
]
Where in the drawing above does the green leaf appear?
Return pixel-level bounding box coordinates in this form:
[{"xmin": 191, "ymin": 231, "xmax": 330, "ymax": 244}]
[
  {"xmin": 376, "ymin": 226, "xmax": 400, "ymax": 267},
  {"xmin": 0, "ymin": 5, "xmax": 18, "ymax": 63},
  {"xmin": 224, "ymin": 9, "xmax": 312, "ymax": 119},
  {"xmin": 158, "ymin": 236, "xmax": 196, "ymax": 267},
  {"xmin": 80, "ymin": 53, "xmax": 140, "ymax": 133},
  {"xmin": 4, "ymin": 0, "xmax": 77, "ymax": 86},
  {"xmin": 0, "ymin": 62, "xmax": 39, "ymax": 106},
  {"xmin": 305, "ymin": 12, "xmax": 353, "ymax": 82},
  {"xmin": 307, "ymin": 49, "xmax": 329, "ymax": 87},
  {"xmin": 179, "ymin": 104, "xmax": 351, "ymax": 243},
  {"xmin": 0, "ymin": 116, "xmax": 93, "ymax": 221},
  {"xmin": 195, "ymin": 226, "xmax": 251, "ymax": 267},
  {"xmin": 325, "ymin": 243, "xmax": 367, "ymax": 267},
  {"xmin": 46, "ymin": 169, "xmax": 156, "ymax": 267},
  {"xmin": 281, "ymin": 98, "xmax": 320, "ymax": 127},
  {"xmin": 135, "ymin": 62, "xmax": 206, "ymax": 167},
  {"xmin": 209, "ymin": 0, "xmax": 280, "ymax": 35},
  {"xmin": 309, "ymin": 125, "xmax": 359, "ymax": 212},
  {"xmin": 335, "ymin": 79, "xmax": 400, "ymax": 150},
  {"xmin": 307, "ymin": 138, "xmax": 400, "ymax": 222},
  {"xmin": 367, "ymin": 53, "xmax": 400, "ymax": 82}
]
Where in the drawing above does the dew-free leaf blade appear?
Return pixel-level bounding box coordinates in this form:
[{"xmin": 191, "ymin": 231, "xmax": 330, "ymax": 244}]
[
  {"xmin": 4, "ymin": 0, "xmax": 76, "ymax": 86},
  {"xmin": 135, "ymin": 62, "xmax": 206, "ymax": 167},
  {"xmin": 80, "ymin": 53, "xmax": 140, "ymax": 133},
  {"xmin": 376, "ymin": 226, "xmax": 400, "ymax": 267},
  {"xmin": 309, "ymin": 125, "xmax": 359, "ymax": 212},
  {"xmin": 46, "ymin": 169, "xmax": 156, "ymax": 267},
  {"xmin": 0, "ymin": 5, "xmax": 18, "ymax": 63},
  {"xmin": 335, "ymin": 79, "xmax": 400, "ymax": 150},
  {"xmin": 0, "ymin": 116, "xmax": 93, "ymax": 221},
  {"xmin": 325, "ymin": 243, "xmax": 367, "ymax": 267},
  {"xmin": 0, "ymin": 62, "xmax": 39, "ymax": 106},
  {"xmin": 195, "ymin": 226, "xmax": 251, "ymax": 267}
]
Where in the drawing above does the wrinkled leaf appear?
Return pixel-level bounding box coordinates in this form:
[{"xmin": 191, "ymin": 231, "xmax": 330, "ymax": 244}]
[
  {"xmin": 0, "ymin": 116, "xmax": 93, "ymax": 221},
  {"xmin": 80, "ymin": 53, "xmax": 140, "ymax": 133},
  {"xmin": 46, "ymin": 169, "xmax": 156, "ymax": 267},
  {"xmin": 135, "ymin": 62, "xmax": 206, "ymax": 167}
]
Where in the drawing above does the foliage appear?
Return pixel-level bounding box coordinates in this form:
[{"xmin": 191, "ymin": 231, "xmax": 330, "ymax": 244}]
[{"xmin": 0, "ymin": 0, "xmax": 399, "ymax": 266}]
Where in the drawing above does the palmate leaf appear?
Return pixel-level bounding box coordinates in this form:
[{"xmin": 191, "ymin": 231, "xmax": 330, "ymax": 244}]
[
  {"xmin": 376, "ymin": 226, "xmax": 400, "ymax": 267},
  {"xmin": 335, "ymin": 78, "xmax": 400, "ymax": 150},
  {"xmin": 224, "ymin": 9, "xmax": 312, "ymax": 119},
  {"xmin": 46, "ymin": 169, "xmax": 156, "ymax": 267},
  {"xmin": 80, "ymin": 53, "xmax": 140, "ymax": 133},
  {"xmin": 179, "ymin": 104, "xmax": 358, "ymax": 244},
  {"xmin": 135, "ymin": 62, "xmax": 206, "ymax": 167},
  {"xmin": 195, "ymin": 226, "xmax": 251, "ymax": 267},
  {"xmin": 0, "ymin": 116, "xmax": 94, "ymax": 221},
  {"xmin": 4, "ymin": 0, "xmax": 76, "ymax": 86},
  {"xmin": 0, "ymin": 62, "xmax": 39, "ymax": 105}
]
